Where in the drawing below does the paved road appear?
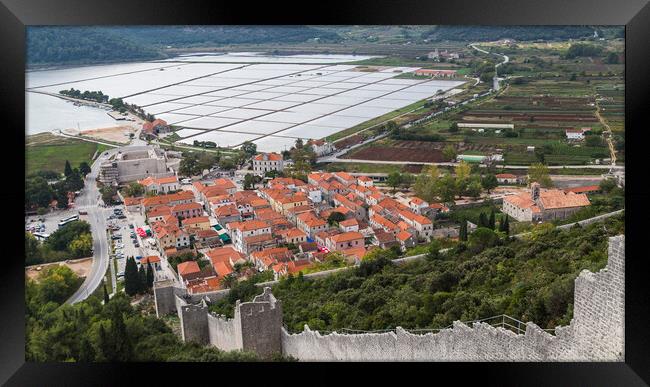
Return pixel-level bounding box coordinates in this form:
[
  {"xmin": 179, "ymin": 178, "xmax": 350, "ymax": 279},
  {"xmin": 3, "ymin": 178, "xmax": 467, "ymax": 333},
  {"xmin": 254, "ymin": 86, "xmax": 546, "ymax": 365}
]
[
  {"xmin": 66, "ymin": 148, "xmax": 119, "ymax": 304},
  {"xmin": 320, "ymin": 157, "xmax": 625, "ymax": 170}
]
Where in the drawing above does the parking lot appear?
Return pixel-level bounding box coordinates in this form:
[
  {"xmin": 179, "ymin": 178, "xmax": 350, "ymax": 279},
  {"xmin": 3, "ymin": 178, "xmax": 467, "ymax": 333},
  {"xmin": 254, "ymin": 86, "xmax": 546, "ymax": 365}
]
[{"xmin": 25, "ymin": 207, "xmax": 90, "ymax": 237}]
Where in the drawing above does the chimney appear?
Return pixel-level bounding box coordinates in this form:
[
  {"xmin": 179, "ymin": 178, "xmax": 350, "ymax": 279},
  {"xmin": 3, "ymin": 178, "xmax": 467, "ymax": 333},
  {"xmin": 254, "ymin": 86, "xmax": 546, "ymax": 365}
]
[{"xmin": 531, "ymin": 182, "xmax": 540, "ymax": 201}]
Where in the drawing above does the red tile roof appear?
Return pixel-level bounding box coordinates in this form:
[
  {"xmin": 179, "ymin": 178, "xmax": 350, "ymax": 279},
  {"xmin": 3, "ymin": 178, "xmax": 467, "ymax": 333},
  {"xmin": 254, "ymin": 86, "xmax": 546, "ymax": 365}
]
[{"xmin": 177, "ymin": 261, "xmax": 200, "ymax": 276}]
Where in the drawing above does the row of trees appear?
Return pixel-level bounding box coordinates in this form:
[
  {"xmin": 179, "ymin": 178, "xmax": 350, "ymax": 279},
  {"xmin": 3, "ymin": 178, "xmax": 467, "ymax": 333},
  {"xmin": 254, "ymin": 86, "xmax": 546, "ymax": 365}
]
[
  {"xmin": 413, "ymin": 162, "xmax": 499, "ymax": 203},
  {"xmin": 25, "ymin": 220, "xmax": 93, "ymax": 266},
  {"xmin": 123, "ymin": 257, "xmax": 154, "ymax": 296},
  {"xmin": 59, "ymin": 88, "xmax": 109, "ymax": 103}
]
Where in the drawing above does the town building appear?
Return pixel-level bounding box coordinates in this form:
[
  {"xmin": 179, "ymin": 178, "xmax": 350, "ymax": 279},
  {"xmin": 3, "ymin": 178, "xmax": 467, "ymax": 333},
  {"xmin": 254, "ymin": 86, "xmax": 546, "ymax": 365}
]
[
  {"xmin": 414, "ymin": 69, "xmax": 458, "ymax": 78},
  {"xmin": 138, "ymin": 175, "xmax": 180, "ymax": 194},
  {"xmin": 502, "ymin": 183, "xmax": 591, "ymax": 222},
  {"xmin": 253, "ymin": 153, "xmax": 284, "ymax": 174},
  {"xmin": 307, "ymin": 139, "xmax": 335, "ymax": 156},
  {"xmin": 98, "ymin": 146, "xmax": 176, "ymax": 185},
  {"xmin": 495, "ymin": 173, "xmax": 523, "ymax": 185},
  {"xmin": 325, "ymin": 231, "xmax": 365, "ymax": 252}
]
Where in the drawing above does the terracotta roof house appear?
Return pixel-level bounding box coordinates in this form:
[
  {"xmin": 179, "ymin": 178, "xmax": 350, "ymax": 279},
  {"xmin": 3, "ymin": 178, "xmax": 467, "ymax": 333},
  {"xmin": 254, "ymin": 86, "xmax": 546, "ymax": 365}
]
[{"xmin": 502, "ymin": 183, "xmax": 590, "ymax": 222}]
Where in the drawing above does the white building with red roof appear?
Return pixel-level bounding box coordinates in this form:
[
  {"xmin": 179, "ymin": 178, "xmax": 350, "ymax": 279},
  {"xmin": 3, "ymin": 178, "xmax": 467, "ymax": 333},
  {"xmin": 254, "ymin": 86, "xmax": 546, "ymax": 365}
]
[
  {"xmin": 253, "ymin": 152, "xmax": 284, "ymax": 174},
  {"xmin": 502, "ymin": 183, "xmax": 591, "ymax": 222}
]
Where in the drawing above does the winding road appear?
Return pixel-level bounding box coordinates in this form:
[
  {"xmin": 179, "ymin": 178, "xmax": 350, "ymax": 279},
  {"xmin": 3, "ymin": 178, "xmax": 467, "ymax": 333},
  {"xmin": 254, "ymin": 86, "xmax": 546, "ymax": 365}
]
[{"xmin": 66, "ymin": 147, "xmax": 120, "ymax": 304}]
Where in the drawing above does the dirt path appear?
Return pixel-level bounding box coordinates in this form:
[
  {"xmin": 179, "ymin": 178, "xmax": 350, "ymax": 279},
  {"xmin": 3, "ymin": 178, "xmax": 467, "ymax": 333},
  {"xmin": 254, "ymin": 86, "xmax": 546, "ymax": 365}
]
[{"xmin": 595, "ymin": 101, "xmax": 616, "ymax": 165}]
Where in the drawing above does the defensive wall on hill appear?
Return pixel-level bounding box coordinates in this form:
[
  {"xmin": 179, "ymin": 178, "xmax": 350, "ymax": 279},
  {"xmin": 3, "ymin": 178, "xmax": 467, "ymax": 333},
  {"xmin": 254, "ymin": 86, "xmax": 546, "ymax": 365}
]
[{"xmin": 153, "ymin": 235, "xmax": 624, "ymax": 361}]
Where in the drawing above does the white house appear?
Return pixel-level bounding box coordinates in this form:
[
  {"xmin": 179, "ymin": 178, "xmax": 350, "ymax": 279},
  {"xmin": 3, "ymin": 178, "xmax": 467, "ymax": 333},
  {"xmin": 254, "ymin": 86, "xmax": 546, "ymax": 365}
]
[{"xmin": 253, "ymin": 153, "xmax": 284, "ymax": 174}]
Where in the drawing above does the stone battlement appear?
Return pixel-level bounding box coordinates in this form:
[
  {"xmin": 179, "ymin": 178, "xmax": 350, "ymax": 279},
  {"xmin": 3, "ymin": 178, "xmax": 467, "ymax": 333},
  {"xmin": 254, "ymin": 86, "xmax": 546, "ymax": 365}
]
[{"xmin": 154, "ymin": 235, "xmax": 625, "ymax": 361}]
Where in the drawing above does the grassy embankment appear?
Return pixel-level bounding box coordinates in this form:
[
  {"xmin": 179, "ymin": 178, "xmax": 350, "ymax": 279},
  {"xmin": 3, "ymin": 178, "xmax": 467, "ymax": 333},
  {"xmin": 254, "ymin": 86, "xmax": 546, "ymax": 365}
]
[{"xmin": 26, "ymin": 133, "xmax": 111, "ymax": 174}]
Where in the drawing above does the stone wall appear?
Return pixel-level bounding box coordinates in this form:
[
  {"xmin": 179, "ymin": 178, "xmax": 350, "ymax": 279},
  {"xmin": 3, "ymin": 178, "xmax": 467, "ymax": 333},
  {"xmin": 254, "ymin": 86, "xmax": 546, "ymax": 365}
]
[
  {"xmin": 158, "ymin": 235, "xmax": 624, "ymax": 362},
  {"xmin": 207, "ymin": 313, "xmax": 241, "ymax": 351},
  {"xmin": 281, "ymin": 235, "xmax": 624, "ymax": 361},
  {"xmin": 176, "ymin": 295, "xmax": 209, "ymax": 345}
]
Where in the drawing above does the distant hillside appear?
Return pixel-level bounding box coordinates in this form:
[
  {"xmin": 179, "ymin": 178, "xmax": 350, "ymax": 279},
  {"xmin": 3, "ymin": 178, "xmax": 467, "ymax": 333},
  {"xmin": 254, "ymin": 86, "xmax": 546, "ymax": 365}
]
[
  {"xmin": 26, "ymin": 27, "xmax": 164, "ymax": 66},
  {"xmin": 421, "ymin": 26, "xmax": 598, "ymax": 41},
  {"xmin": 26, "ymin": 26, "xmax": 343, "ymax": 66},
  {"xmin": 106, "ymin": 26, "xmax": 343, "ymax": 47}
]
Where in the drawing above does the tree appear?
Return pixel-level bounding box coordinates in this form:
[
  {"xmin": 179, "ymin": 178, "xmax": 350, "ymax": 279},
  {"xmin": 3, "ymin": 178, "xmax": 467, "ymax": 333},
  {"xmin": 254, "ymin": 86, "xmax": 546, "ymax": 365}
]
[
  {"xmin": 125, "ymin": 182, "xmax": 145, "ymax": 197},
  {"xmin": 79, "ymin": 162, "xmax": 91, "ymax": 176},
  {"xmin": 449, "ymin": 122, "xmax": 459, "ymax": 133},
  {"xmin": 528, "ymin": 163, "xmax": 553, "ymax": 188},
  {"xmin": 585, "ymin": 135, "xmax": 603, "ymax": 147},
  {"xmin": 414, "ymin": 165, "xmax": 440, "ymax": 202},
  {"xmin": 488, "ymin": 209, "xmax": 496, "ymax": 230},
  {"xmin": 103, "ymin": 281, "xmax": 110, "ymax": 304},
  {"xmin": 468, "ymin": 227, "xmax": 499, "ymax": 252},
  {"xmin": 400, "ymin": 173, "xmax": 414, "ymax": 189},
  {"xmin": 124, "ymin": 257, "xmax": 139, "ymax": 296},
  {"xmin": 466, "ymin": 176, "xmax": 483, "ymax": 199},
  {"xmin": 442, "ymin": 145, "xmax": 457, "ymax": 161},
  {"xmin": 436, "ymin": 173, "xmax": 457, "ymax": 203},
  {"xmin": 243, "ymin": 173, "xmax": 259, "ymax": 190},
  {"xmin": 481, "ymin": 174, "xmax": 498, "ymax": 194},
  {"xmin": 501, "ymin": 215, "xmax": 510, "ymax": 235},
  {"xmin": 64, "ymin": 160, "xmax": 73, "ymax": 177},
  {"xmin": 241, "ymin": 141, "xmax": 257, "ymax": 157},
  {"xmin": 146, "ymin": 261, "xmax": 154, "ymax": 289},
  {"xmin": 386, "ymin": 172, "xmax": 403, "ymax": 193},
  {"xmin": 599, "ymin": 178, "xmax": 617, "ymax": 194},
  {"xmin": 605, "ymin": 52, "xmax": 619, "ymax": 64},
  {"xmin": 179, "ymin": 153, "xmax": 200, "ymax": 177},
  {"xmin": 68, "ymin": 233, "xmax": 93, "ymax": 258},
  {"xmin": 100, "ymin": 185, "xmax": 118, "ymax": 204},
  {"xmin": 327, "ymin": 211, "xmax": 346, "ymax": 226},
  {"xmin": 426, "ymin": 239, "xmax": 442, "ymax": 260},
  {"xmin": 478, "ymin": 212, "xmax": 489, "ymax": 228},
  {"xmin": 138, "ymin": 265, "xmax": 147, "ymax": 293},
  {"xmin": 78, "ymin": 337, "xmax": 96, "ymax": 362},
  {"xmin": 25, "ymin": 233, "xmax": 43, "ymax": 266},
  {"xmin": 459, "ymin": 220, "xmax": 468, "ymax": 242},
  {"xmin": 454, "ymin": 161, "xmax": 471, "ymax": 198}
]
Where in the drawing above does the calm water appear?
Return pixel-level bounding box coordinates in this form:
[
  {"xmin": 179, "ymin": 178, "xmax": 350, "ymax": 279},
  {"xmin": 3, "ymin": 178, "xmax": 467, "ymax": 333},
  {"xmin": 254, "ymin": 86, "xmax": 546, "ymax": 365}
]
[{"xmin": 25, "ymin": 53, "xmax": 378, "ymax": 136}]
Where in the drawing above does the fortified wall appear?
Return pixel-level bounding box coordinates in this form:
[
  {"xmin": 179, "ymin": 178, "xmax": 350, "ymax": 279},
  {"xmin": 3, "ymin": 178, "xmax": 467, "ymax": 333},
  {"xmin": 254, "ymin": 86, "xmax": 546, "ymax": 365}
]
[{"xmin": 154, "ymin": 235, "xmax": 624, "ymax": 361}]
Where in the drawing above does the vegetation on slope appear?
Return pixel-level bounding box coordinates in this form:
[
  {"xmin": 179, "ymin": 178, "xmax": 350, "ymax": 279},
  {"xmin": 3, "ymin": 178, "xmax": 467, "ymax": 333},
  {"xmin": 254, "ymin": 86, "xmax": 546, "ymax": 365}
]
[
  {"xmin": 212, "ymin": 215, "xmax": 624, "ymax": 333},
  {"xmin": 25, "ymin": 267, "xmax": 266, "ymax": 362}
]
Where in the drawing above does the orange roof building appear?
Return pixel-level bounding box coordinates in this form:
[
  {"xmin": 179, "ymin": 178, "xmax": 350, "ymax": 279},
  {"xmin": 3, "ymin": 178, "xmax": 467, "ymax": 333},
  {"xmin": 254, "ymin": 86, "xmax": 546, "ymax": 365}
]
[{"xmin": 502, "ymin": 183, "xmax": 590, "ymax": 222}]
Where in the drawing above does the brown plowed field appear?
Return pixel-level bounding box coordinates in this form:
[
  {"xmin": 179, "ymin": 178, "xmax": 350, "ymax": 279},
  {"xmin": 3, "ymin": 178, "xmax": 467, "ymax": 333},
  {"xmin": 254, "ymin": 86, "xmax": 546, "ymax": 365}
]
[{"xmin": 343, "ymin": 141, "xmax": 446, "ymax": 162}]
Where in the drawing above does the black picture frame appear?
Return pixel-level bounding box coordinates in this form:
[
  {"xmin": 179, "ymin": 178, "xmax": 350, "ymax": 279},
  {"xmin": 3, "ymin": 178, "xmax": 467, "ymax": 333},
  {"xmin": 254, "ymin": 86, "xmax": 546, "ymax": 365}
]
[{"xmin": 2, "ymin": 0, "xmax": 649, "ymax": 385}]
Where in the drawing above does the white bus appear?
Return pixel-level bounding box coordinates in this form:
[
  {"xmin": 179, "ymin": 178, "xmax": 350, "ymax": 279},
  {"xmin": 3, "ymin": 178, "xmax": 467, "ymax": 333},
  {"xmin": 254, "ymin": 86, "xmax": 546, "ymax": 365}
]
[
  {"xmin": 32, "ymin": 232, "xmax": 50, "ymax": 241},
  {"xmin": 58, "ymin": 214, "xmax": 80, "ymax": 228}
]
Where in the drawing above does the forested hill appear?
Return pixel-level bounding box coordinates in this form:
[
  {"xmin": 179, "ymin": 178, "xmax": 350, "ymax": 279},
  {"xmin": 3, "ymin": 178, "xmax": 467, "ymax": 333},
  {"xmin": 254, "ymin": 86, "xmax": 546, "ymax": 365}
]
[
  {"xmin": 26, "ymin": 27, "xmax": 164, "ymax": 66},
  {"xmin": 420, "ymin": 26, "xmax": 603, "ymax": 41},
  {"xmin": 26, "ymin": 26, "xmax": 342, "ymax": 66}
]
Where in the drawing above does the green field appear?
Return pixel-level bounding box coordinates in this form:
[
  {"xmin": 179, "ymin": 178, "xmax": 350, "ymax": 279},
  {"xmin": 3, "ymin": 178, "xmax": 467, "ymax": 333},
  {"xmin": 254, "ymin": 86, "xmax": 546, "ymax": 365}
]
[{"xmin": 26, "ymin": 133, "xmax": 111, "ymax": 174}]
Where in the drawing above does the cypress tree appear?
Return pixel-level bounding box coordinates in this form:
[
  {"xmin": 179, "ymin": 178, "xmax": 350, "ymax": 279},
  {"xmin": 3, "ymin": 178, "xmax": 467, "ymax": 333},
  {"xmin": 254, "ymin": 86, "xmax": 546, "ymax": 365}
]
[
  {"xmin": 97, "ymin": 323, "xmax": 113, "ymax": 361},
  {"xmin": 103, "ymin": 281, "xmax": 110, "ymax": 304},
  {"xmin": 138, "ymin": 265, "xmax": 147, "ymax": 294},
  {"xmin": 146, "ymin": 261, "xmax": 154, "ymax": 290},
  {"xmin": 488, "ymin": 209, "xmax": 496, "ymax": 230},
  {"xmin": 78, "ymin": 337, "xmax": 96, "ymax": 362},
  {"xmin": 64, "ymin": 160, "xmax": 73, "ymax": 177},
  {"xmin": 503, "ymin": 215, "xmax": 510, "ymax": 235},
  {"xmin": 111, "ymin": 309, "xmax": 133, "ymax": 361},
  {"xmin": 478, "ymin": 212, "xmax": 488, "ymax": 228},
  {"xmin": 124, "ymin": 257, "xmax": 139, "ymax": 296},
  {"xmin": 459, "ymin": 220, "xmax": 468, "ymax": 241}
]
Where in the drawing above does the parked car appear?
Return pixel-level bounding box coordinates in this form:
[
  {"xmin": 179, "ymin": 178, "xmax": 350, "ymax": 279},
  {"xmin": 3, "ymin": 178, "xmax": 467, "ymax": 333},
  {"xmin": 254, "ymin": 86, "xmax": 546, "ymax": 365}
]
[
  {"xmin": 129, "ymin": 224, "xmax": 134, "ymax": 229},
  {"xmin": 134, "ymin": 243, "xmax": 140, "ymax": 247}
]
